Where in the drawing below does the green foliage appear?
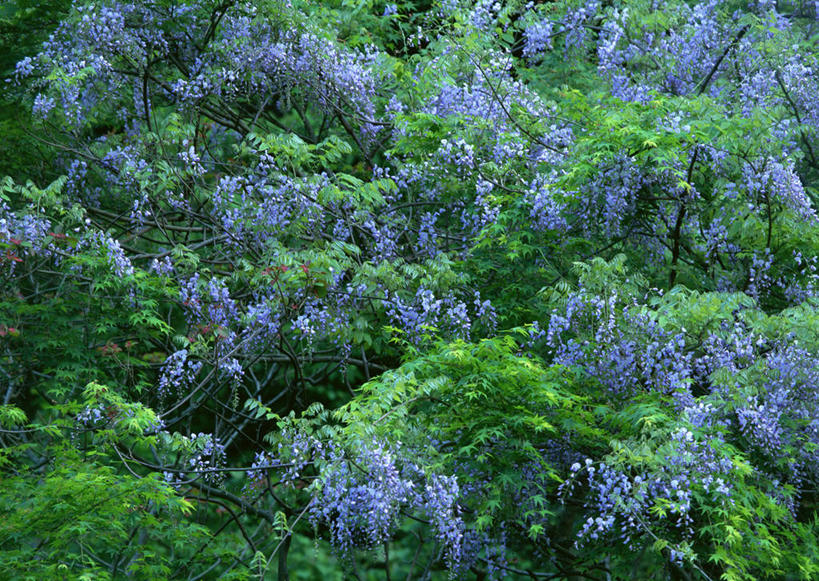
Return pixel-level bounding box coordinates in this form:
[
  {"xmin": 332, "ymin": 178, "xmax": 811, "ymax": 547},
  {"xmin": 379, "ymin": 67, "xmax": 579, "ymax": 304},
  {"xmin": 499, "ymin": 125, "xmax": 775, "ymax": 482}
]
[
  {"xmin": 3, "ymin": 0, "xmax": 819, "ymax": 579},
  {"xmin": 0, "ymin": 430, "xmax": 218, "ymax": 579}
]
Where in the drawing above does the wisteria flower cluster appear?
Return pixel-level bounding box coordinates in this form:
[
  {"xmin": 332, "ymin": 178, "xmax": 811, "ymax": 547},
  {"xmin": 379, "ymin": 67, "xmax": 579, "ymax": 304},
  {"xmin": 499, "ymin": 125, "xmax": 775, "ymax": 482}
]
[{"xmin": 251, "ymin": 430, "xmax": 465, "ymax": 566}]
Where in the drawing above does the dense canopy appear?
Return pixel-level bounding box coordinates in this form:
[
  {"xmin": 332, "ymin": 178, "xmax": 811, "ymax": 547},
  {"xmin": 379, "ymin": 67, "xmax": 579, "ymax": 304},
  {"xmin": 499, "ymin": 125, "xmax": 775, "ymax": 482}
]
[{"xmin": 2, "ymin": 0, "xmax": 819, "ymax": 579}]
